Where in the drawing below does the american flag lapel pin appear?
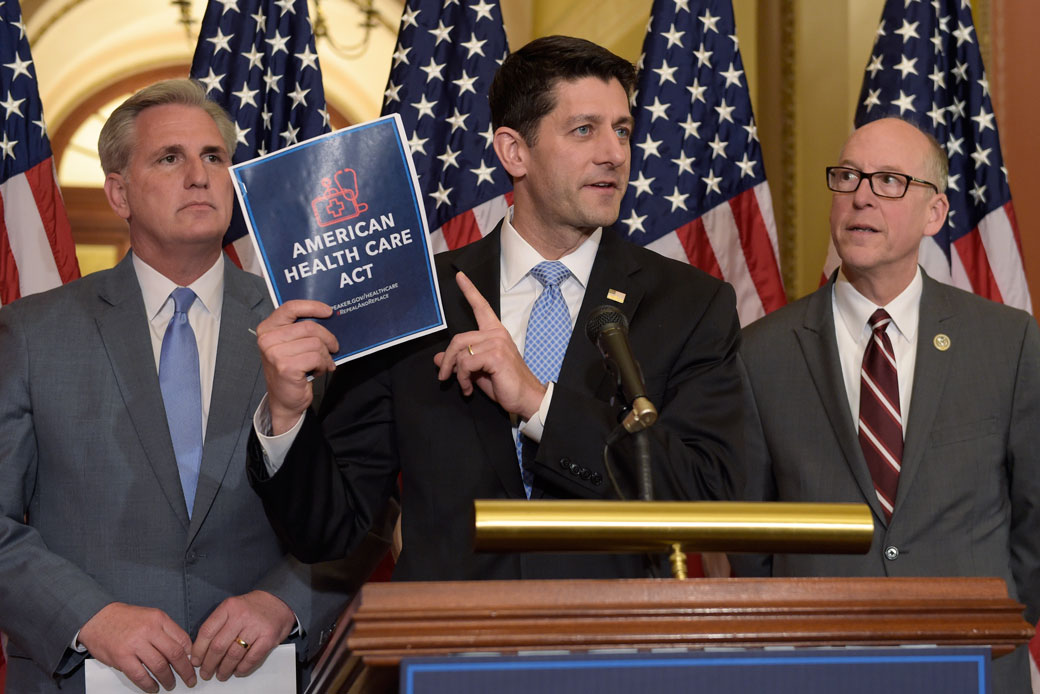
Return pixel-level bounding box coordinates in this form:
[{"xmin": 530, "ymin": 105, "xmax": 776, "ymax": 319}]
[{"xmin": 606, "ymin": 289, "xmax": 626, "ymax": 304}]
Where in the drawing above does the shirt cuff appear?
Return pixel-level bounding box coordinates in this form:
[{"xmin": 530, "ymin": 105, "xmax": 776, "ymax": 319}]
[
  {"xmin": 253, "ymin": 394, "xmax": 305, "ymax": 477},
  {"xmin": 71, "ymin": 630, "xmax": 87, "ymax": 653},
  {"xmin": 517, "ymin": 381, "xmax": 554, "ymax": 443}
]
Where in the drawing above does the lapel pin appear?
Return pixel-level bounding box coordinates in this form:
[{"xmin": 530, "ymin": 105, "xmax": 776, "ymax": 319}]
[
  {"xmin": 606, "ymin": 289, "xmax": 626, "ymax": 303},
  {"xmin": 933, "ymin": 333, "xmax": 951, "ymax": 351}
]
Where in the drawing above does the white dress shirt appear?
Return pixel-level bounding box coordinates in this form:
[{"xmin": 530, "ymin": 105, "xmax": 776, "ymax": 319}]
[
  {"xmin": 256, "ymin": 207, "xmax": 601, "ymax": 474},
  {"xmin": 832, "ymin": 266, "xmax": 922, "ymax": 434},
  {"xmin": 133, "ymin": 252, "xmax": 224, "ymax": 437},
  {"xmin": 499, "ymin": 209, "xmax": 600, "ymax": 441}
]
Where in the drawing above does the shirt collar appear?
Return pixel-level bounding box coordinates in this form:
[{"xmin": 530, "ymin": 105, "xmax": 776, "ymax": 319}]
[
  {"xmin": 500, "ymin": 206, "xmax": 601, "ymax": 292},
  {"xmin": 133, "ymin": 251, "xmax": 225, "ymax": 322},
  {"xmin": 833, "ymin": 265, "xmax": 922, "ymax": 345}
]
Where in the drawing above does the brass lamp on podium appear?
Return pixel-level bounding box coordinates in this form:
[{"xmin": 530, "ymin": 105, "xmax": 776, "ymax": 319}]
[{"xmin": 474, "ymin": 500, "xmax": 875, "ymax": 579}]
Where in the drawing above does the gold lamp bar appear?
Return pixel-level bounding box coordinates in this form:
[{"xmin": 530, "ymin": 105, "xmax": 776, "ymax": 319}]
[{"xmin": 473, "ymin": 500, "xmax": 874, "ymax": 555}]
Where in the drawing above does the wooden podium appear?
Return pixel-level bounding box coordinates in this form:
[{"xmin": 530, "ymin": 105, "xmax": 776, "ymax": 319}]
[{"xmin": 306, "ymin": 576, "xmax": 1033, "ymax": 693}]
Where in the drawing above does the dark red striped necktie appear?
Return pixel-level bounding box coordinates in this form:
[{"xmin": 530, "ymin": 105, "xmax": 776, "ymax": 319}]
[{"xmin": 858, "ymin": 309, "xmax": 903, "ymax": 521}]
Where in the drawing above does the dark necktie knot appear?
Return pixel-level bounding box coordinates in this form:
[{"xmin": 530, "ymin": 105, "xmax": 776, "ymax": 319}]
[{"xmin": 868, "ymin": 308, "xmax": 892, "ymax": 334}]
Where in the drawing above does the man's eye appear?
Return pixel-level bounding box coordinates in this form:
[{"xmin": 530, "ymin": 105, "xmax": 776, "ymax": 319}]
[
  {"xmin": 878, "ymin": 173, "xmax": 901, "ymax": 185},
  {"xmin": 615, "ymin": 127, "xmax": 631, "ymax": 140},
  {"xmin": 575, "ymin": 125, "xmax": 590, "ymax": 135}
]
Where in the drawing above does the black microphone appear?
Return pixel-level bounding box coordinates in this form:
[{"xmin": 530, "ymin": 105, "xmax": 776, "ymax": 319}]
[{"xmin": 585, "ymin": 305, "xmax": 658, "ymax": 433}]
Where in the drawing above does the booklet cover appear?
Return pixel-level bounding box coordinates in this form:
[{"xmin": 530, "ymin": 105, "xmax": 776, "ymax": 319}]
[{"xmin": 231, "ymin": 114, "xmax": 445, "ymax": 364}]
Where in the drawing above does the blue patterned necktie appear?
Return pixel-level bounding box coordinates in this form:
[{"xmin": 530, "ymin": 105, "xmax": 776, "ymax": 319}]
[
  {"xmin": 159, "ymin": 287, "xmax": 203, "ymax": 518},
  {"xmin": 517, "ymin": 261, "xmax": 572, "ymax": 497}
]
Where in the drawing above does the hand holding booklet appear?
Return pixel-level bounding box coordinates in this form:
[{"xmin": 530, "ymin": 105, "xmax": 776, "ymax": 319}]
[{"xmin": 231, "ymin": 114, "xmax": 446, "ymax": 363}]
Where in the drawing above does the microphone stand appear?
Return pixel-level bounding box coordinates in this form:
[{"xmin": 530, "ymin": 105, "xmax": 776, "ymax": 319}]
[
  {"xmin": 632, "ymin": 428, "xmax": 653, "ymax": 503},
  {"xmin": 610, "ymin": 398, "xmax": 688, "ymax": 578}
]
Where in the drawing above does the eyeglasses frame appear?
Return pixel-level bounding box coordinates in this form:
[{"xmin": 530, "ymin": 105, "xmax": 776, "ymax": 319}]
[{"xmin": 825, "ymin": 166, "xmax": 940, "ymax": 199}]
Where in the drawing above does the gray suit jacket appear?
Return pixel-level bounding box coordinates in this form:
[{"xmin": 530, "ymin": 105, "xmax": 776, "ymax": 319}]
[
  {"xmin": 0, "ymin": 254, "xmax": 360, "ymax": 692},
  {"xmin": 734, "ymin": 272, "xmax": 1040, "ymax": 692}
]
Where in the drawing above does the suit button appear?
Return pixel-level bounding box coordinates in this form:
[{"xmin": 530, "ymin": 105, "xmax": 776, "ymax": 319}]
[
  {"xmin": 884, "ymin": 546, "xmax": 900, "ymax": 561},
  {"xmin": 590, "ymin": 473, "xmax": 603, "ymax": 485},
  {"xmin": 579, "ymin": 468, "xmax": 592, "ymax": 480},
  {"xmin": 568, "ymin": 463, "xmax": 581, "ymax": 476},
  {"xmin": 559, "ymin": 457, "xmax": 571, "ymax": 470},
  {"xmin": 186, "ymin": 550, "xmax": 198, "ymax": 564}
]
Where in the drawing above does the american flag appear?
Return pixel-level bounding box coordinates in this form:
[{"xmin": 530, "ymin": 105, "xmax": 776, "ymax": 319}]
[
  {"xmin": 824, "ymin": 0, "xmax": 1032, "ymax": 312},
  {"xmin": 380, "ymin": 0, "xmax": 512, "ymax": 252},
  {"xmin": 189, "ymin": 0, "xmax": 330, "ymax": 274},
  {"xmin": 618, "ymin": 0, "xmax": 785, "ymax": 326},
  {"xmin": 0, "ymin": 0, "xmax": 78, "ymax": 307}
]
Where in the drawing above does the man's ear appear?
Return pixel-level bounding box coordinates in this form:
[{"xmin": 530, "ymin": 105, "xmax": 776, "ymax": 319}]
[
  {"xmin": 103, "ymin": 173, "xmax": 131, "ymax": 221},
  {"xmin": 492, "ymin": 126, "xmax": 528, "ymax": 179},
  {"xmin": 922, "ymin": 192, "xmax": 950, "ymax": 239}
]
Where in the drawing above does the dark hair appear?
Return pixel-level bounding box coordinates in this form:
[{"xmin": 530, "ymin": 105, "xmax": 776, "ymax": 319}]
[{"xmin": 489, "ymin": 35, "xmax": 636, "ymax": 146}]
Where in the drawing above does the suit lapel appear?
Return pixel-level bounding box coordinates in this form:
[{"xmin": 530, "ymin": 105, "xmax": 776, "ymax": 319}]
[
  {"xmin": 893, "ymin": 274, "xmax": 954, "ymax": 514},
  {"xmin": 560, "ymin": 227, "xmax": 645, "ymax": 404},
  {"xmin": 448, "ymin": 227, "xmax": 526, "ymax": 497},
  {"xmin": 795, "ymin": 280, "xmax": 889, "ymax": 522},
  {"xmin": 95, "ymin": 255, "xmax": 191, "ymax": 529},
  {"xmin": 188, "ymin": 262, "xmax": 268, "ymax": 539}
]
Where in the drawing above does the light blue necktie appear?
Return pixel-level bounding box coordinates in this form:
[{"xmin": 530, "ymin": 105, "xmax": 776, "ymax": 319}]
[
  {"xmin": 517, "ymin": 261, "xmax": 572, "ymax": 497},
  {"xmin": 159, "ymin": 287, "xmax": 203, "ymax": 518}
]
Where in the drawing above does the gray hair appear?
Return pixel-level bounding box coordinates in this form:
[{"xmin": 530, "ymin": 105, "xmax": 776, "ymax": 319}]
[{"xmin": 98, "ymin": 79, "xmax": 236, "ymax": 175}]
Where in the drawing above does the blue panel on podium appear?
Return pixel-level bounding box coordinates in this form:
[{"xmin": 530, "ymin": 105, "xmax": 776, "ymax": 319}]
[{"xmin": 401, "ymin": 647, "xmax": 989, "ymax": 693}]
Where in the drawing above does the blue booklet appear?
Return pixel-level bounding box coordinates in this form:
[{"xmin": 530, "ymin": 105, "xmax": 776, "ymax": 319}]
[{"xmin": 231, "ymin": 115, "xmax": 446, "ymax": 364}]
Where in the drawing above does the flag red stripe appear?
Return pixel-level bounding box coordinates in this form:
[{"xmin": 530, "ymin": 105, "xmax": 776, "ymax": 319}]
[
  {"xmin": 24, "ymin": 158, "xmax": 79, "ymax": 284},
  {"xmin": 440, "ymin": 209, "xmax": 483, "ymax": 250},
  {"xmin": 954, "ymin": 228, "xmax": 1004, "ymax": 303},
  {"xmin": 729, "ymin": 187, "xmax": 785, "ymax": 312},
  {"xmin": 0, "ymin": 193, "xmax": 21, "ymax": 304},
  {"xmin": 223, "ymin": 242, "xmax": 243, "ymax": 269},
  {"xmin": 675, "ymin": 217, "xmax": 723, "ymax": 280}
]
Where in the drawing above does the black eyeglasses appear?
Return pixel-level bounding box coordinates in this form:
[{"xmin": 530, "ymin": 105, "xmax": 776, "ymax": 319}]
[{"xmin": 826, "ymin": 166, "xmax": 940, "ymax": 199}]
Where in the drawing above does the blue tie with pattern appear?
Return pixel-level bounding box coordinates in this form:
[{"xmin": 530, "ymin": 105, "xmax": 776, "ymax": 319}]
[
  {"xmin": 159, "ymin": 287, "xmax": 203, "ymax": 518},
  {"xmin": 517, "ymin": 261, "xmax": 572, "ymax": 497}
]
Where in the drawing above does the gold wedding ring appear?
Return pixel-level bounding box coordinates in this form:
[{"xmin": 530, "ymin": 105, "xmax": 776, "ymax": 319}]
[
  {"xmin": 235, "ymin": 638, "xmax": 251, "ymax": 650},
  {"xmin": 467, "ymin": 344, "xmax": 474, "ymax": 356}
]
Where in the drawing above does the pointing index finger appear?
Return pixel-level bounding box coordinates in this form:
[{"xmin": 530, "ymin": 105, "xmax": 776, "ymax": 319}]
[{"xmin": 455, "ymin": 271, "xmax": 500, "ymax": 330}]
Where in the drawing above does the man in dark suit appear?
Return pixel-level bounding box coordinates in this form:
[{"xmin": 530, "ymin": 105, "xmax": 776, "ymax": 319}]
[
  {"xmin": 0, "ymin": 80, "xmax": 365, "ymax": 693},
  {"xmin": 734, "ymin": 116, "xmax": 1040, "ymax": 692},
  {"xmin": 247, "ymin": 35, "xmax": 744, "ymax": 580}
]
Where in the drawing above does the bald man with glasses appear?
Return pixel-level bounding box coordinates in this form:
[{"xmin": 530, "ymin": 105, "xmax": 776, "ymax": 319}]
[{"xmin": 732, "ymin": 116, "xmax": 1040, "ymax": 693}]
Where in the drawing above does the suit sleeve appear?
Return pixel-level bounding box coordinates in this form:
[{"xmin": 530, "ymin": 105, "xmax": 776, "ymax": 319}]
[
  {"xmin": 1008, "ymin": 316, "xmax": 1040, "ymax": 624},
  {"xmin": 248, "ymin": 351, "xmax": 400, "ymax": 565},
  {"xmin": 531, "ymin": 277, "xmax": 745, "ymax": 504},
  {"xmin": 0, "ymin": 304, "xmax": 115, "ymax": 677}
]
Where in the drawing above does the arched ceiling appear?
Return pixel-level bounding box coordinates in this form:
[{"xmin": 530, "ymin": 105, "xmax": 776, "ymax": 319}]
[
  {"xmin": 20, "ymin": 0, "xmax": 656, "ymax": 189},
  {"xmin": 23, "ymin": 0, "xmax": 403, "ymax": 185}
]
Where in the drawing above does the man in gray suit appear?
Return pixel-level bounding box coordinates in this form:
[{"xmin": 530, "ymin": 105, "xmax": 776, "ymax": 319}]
[
  {"xmin": 735, "ymin": 116, "xmax": 1040, "ymax": 691},
  {"xmin": 0, "ymin": 80, "xmax": 359, "ymax": 693}
]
